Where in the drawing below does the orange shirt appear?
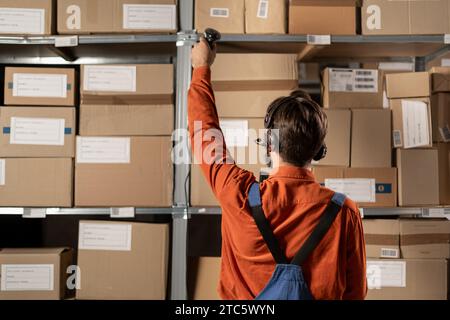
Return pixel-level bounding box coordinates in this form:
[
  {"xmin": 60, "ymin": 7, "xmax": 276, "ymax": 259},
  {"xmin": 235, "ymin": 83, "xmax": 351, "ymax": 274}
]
[{"xmin": 188, "ymin": 66, "xmax": 367, "ymax": 300}]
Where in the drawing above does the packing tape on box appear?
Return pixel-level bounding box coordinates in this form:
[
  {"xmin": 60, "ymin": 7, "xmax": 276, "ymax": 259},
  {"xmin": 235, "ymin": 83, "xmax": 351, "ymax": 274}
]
[
  {"xmin": 400, "ymin": 233, "xmax": 450, "ymax": 246},
  {"xmin": 364, "ymin": 234, "xmax": 399, "ymax": 246},
  {"xmin": 81, "ymin": 94, "xmax": 173, "ymax": 105},
  {"xmin": 3, "ymin": 127, "xmax": 72, "ymax": 135}
]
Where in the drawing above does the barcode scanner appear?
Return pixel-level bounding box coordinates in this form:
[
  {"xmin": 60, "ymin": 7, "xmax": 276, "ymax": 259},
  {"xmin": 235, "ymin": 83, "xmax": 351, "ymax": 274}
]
[{"xmin": 204, "ymin": 28, "xmax": 221, "ymax": 49}]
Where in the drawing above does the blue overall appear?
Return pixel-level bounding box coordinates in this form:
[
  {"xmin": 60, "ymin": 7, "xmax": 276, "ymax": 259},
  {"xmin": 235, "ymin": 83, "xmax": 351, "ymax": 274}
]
[{"xmin": 247, "ymin": 182, "xmax": 346, "ymax": 300}]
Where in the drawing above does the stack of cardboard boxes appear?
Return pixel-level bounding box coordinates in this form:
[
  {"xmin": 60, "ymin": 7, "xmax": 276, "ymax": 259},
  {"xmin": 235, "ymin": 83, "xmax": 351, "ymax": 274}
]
[
  {"xmin": 190, "ymin": 53, "xmax": 298, "ymax": 206},
  {"xmin": 75, "ymin": 64, "xmax": 173, "ymax": 207},
  {"xmin": 0, "ymin": 67, "xmax": 76, "ymax": 207},
  {"xmin": 387, "ymin": 71, "xmax": 450, "ymax": 206},
  {"xmin": 364, "ymin": 219, "xmax": 449, "ymax": 300},
  {"xmin": 314, "ymin": 67, "xmax": 397, "ymax": 208}
]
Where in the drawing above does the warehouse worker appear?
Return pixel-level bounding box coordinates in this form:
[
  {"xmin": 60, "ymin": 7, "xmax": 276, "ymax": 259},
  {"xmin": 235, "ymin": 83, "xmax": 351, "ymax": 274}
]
[{"xmin": 188, "ymin": 37, "xmax": 367, "ymax": 300}]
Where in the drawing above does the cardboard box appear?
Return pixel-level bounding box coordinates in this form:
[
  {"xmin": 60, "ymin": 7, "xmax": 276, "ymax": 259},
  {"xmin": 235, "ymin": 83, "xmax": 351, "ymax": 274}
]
[
  {"xmin": 57, "ymin": 0, "xmax": 177, "ymax": 34},
  {"xmin": 313, "ymin": 167, "xmax": 397, "ymax": 207},
  {"xmin": 315, "ymin": 109, "xmax": 351, "ymax": 167},
  {"xmin": 390, "ymin": 98, "xmax": 432, "ymax": 149},
  {"xmin": 212, "ymin": 54, "xmax": 298, "ymax": 90},
  {"xmin": 437, "ymin": 143, "xmax": 450, "ymax": 205},
  {"xmin": 366, "ymin": 259, "xmax": 448, "ymax": 300},
  {"xmin": 195, "ymin": 0, "xmax": 244, "ymax": 34},
  {"xmin": 289, "ymin": 0, "xmax": 360, "ymax": 35},
  {"xmin": 191, "ymin": 118, "xmax": 268, "ymax": 206},
  {"xmin": 75, "ymin": 136, "xmax": 172, "ymax": 207},
  {"xmin": 299, "ymin": 63, "xmax": 321, "ymax": 85},
  {"xmin": 0, "ymin": 158, "xmax": 73, "ymax": 207},
  {"xmin": 79, "ymin": 104, "xmax": 173, "ymax": 136},
  {"xmin": 215, "ymin": 90, "xmax": 291, "ymax": 118},
  {"xmin": 351, "ymin": 109, "xmax": 392, "ymax": 168},
  {"xmin": 80, "ymin": 64, "xmax": 173, "ymax": 103},
  {"xmin": 0, "ymin": 107, "xmax": 75, "ymax": 158},
  {"xmin": 245, "ymin": 0, "xmax": 286, "ymax": 34},
  {"xmin": 385, "ymin": 72, "xmax": 430, "ymax": 99},
  {"xmin": 76, "ymin": 221, "xmax": 169, "ymax": 300},
  {"xmin": 430, "ymin": 67, "xmax": 450, "ymax": 93},
  {"xmin": 0, "ymin": 248, "xmax": 74, "ymax": 300},
  {"xmin": 188, "ymin": 257, "xmax": 221, "ymax": 300},
  {"xmin": 4, "ymin": 67, "xmax": 76, "ymax": 106},
  {"xmin": 0, "ymin": 0, "xmax": 55, "ymax": 35},
  {"xmin": 322, "ymin": 68, "xmax": 383, "ymax": 109},
  {"xmin": 362, "ymin": 0, "xmax": 450, "ymax": 35},
  {"xmin": 399, "ymin": 219, "xmax": 450, "ymax": 259},
  {"xmin": 363, "ymin": 219, "xmax": 400, "ymax": 259},
  {"xmin": 431, "ymin": 93, "xmax": 450, "ymax": 142},
  {"xmin": 396, "ymin": 148, "xmax": 440, "ymax": 206}
]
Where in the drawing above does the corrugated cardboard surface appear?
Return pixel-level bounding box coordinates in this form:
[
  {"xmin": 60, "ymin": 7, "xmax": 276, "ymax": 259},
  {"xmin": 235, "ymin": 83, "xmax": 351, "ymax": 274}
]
[
  {"xmin": 245, "ymin": 0, "xmax": 286, "ymax": 34},
  {"xmin": 190, "ymin": 118, "xmax": 268, "ymax": 207},
  {"xmin": 76, "ymin": 221, "xmax": 169, "ymax": 300},
  {"xmin": 289, "ymin": 0, "xmax": 360, "ymax": 35},
  {"xmin": 0, "ymin": 158, "xmax": 73, "ymax": 207},
  {"xmin": 316, "ymin": 109, "xmax": 351, "ymax": 167},
  {"xmin": 80, "ymin": 64, "xmax": 173, "ymax": 101},
  {"xmin": 212, "ymin": 54, "xmax": 298, "ymax": 83},
  {"xmin": 363, "ymin": 219, "xmax": 400, "ymax": 259},
  {"xmin": 399, "ymin": 219, "xmax": 450, "ymax": 259},
  {"xmin": 390, "ymin": 97, "xmax": 433, "ymax": 149},
  {"xmin": 396, "ymin": 148, "xmax": 440, "ymax": 206},
  {"xmin": 4, "ymin": 67, "xmax": 76, "ymax": 106},
  {"xmin": 0, "ymin": 248, "xmax": 74, "ymax": 300},
  {"xmin": 437, "ymin": 143, "xmax": 450, "ymax": 205},
  {"xmin": 385, "ymin": 72, "xmax": 430, "ymax": 99},
  {"xmin": 0, "ymin": 0, "xmax": 55, "ymax": 35},
  {"xmin": 362, "ymin": 0, "xmax": 450, "ymax": 35},
  {"xmin": 79, "ymin": 104, "xmax": 173, "ymax": 136},
  {"xmin": 322, "ymin": 68, "xmax": 383, "ymax": 109},
  {"xmin": 431, "ymin": 67, "xmax": 450, "ymax": 93},
  {"xmin": 431, "ymin": 94, "xmax": 450, "ymax": 143},
  {"xmin": 0, "ymin": 107, "xmax": 75, "ymax": 157},
  {"xmin": 195, "ymin": 0, "xmax": 244, "ymax": 34},
  {"xmin": 351, "ymin": 109, "xmax": 392, "ymax": 168},
  {"xmin": 75, "ymin": 136, "xmax": 173, "ymax": 207},
  {"xmin": 57, "ymin": 0, "xmax": 177, "ymax": 34},
  {"xmin": 366, "ymin": 259, "xmax": 448, "ymax": 300},
  {"xmin": 188, "ymin": 256, "xmax": 221, "ymax": 300},
  {"xmin": 313, "ymin": 167, "xmax": 397, "ymax": 207},
  {"xmin": 215, "ymin": 90, "xmax": 291, "ymax": 118}
]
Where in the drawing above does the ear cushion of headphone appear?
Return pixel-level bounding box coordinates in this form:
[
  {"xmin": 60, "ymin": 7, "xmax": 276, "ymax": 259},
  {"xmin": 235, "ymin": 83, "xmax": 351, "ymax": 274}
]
[{"xmin": 313, "ymin": 145, "xmax": 327, "ymax": 161}]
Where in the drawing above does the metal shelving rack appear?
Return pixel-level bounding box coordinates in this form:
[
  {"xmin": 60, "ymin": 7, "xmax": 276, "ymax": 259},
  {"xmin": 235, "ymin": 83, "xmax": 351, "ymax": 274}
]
[{"xmin": 1, "ymin": 0, "xmax": 450, "ymax": 299}]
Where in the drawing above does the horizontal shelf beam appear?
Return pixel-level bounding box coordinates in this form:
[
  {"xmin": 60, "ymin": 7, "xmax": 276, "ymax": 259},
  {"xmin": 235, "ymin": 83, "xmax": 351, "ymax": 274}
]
[{"xmin": 0, "ymin": 207, "xmax": 186, "ymax": 216}]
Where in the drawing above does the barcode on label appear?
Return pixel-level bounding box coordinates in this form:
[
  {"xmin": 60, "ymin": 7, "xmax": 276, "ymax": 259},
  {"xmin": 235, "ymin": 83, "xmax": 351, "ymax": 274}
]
[
  {"xmin": 345, "ymin": 84, "xmax": 353, "ymax": 91},
  {"xmin": 210, "ymin": 8, "xmax": 229, "ymax": 18},
  {"xmin": 381, "ymin": 248, "xmax": 399, "ymax": 258},
  {"xmin": 355, "ymin": 70, "xmax": 372, "ymax": 76},
  {"xmin": 393, "ymin": 130, "xmax": 402, "ymax": 147},
  {"xmin": 257, "ymin": 0, "xmax": 269, "ymax": 18},
  {"xmin": 307, "ymin": 35, "xmax": 331, "ymax": 45},
  {"xmin": 439, "ymin": 125, "xmax": 450, "ymax": 142}
]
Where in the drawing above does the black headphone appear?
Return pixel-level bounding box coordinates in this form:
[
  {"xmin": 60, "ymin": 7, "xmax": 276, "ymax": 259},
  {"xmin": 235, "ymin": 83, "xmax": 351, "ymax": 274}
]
[{"xmin": 263, "ymin": 96, "xmax": 327, "ymax": 162}]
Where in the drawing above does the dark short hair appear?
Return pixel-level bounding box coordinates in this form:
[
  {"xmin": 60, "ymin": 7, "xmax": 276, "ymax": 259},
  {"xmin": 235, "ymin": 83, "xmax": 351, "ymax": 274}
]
[{"xmin": 268, "ymin": 90, "xmax": 328, "ymax": 167}]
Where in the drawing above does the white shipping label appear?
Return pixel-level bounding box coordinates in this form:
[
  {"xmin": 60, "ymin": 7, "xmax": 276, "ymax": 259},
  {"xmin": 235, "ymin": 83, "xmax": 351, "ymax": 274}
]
[
  {"xmin": 78, "ymin": 223, "xmax": 132, "ymax": 251},
  {"xmin": 393, "ymin": 130, "xmax": 403, "ymax": 148},
  {"xmin": 329, "ymin": 69, "xmax": 378, "ymax": 93},
  {"xmin": 0, "ymin": 8, "xmax": 45, "ymax": 35},
  {"xmin": 220, "ymin": 120, "xmax": 249, "ymax": 147},
  {"xmin": 210, "ymin": 8, "xmax": 229, "ymax": 18},
  {"xmin": 76, "ymin": 137, "xmax": 131, "ymax": 164},
  {"xmin": 123, "ymin": 4, "xmax": 176, "ymax": 30},
  {"xmin": 401, "ymin": 100, "xmax": 430, "ymax": 148},
  {"xmin": 1, "ymin": 264, "xmax": 54, "ymax": 291},
  {"xmin": 378, "ymin": 62, "xmax": 414, "ymax": 71},
  {"xmin": 325, "ymin": 179, "xmax": 376, "ymax": 203},
  {"xmin": 367, "ymin": 261, "xmax": 406, "ymax": 289},
  {"xmin": 0, "ymin": 159, "xmax": 4, "ymax": 186},
  {"xmin": 83, "ymin": 66, "xmax": 136, "ymax": 92},
  {"xmin": 307, "ymin": 35, "xmax": 331, "ymax": 45},
  {"xmin": 257, "ymin": 0, "xmax": 269, "ymax": 18},
  {"xmin": 380, "ymin": 248, "xmax": 400, "ymax": 259},
  {"xmin": 13, "ymin": 73, "xmax": 67, "ymax": 98},
  {"xmin": 441, "ymin": 59, "xmax": 450, "ymax": 67},
  {"xmin": 10, "ymin": 117, "xmax": 65, "ymax": 146}
]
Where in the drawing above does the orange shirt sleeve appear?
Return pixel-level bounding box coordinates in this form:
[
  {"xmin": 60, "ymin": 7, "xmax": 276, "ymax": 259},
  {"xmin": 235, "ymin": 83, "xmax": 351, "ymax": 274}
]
[
  {"xmin": 343, "ymin": 208, "xmax": 368, "ymax": 300},
  {"xmin": 188, "ymin": 66, "xmax": 255, "ymax": 204}
]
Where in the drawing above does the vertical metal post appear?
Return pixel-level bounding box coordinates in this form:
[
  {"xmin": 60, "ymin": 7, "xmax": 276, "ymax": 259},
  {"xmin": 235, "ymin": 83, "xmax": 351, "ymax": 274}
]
[
  {"xmin": 414, "ymin": 56, "xmax": 426, "ymax": 72},
  {"xmin": 171, "ymin": 0, "xmax": 194, "ymax": 300}
]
